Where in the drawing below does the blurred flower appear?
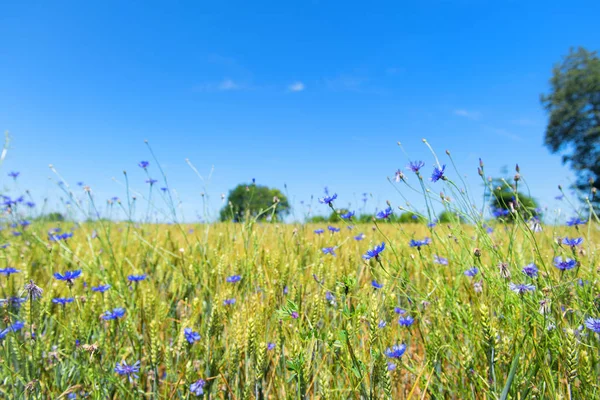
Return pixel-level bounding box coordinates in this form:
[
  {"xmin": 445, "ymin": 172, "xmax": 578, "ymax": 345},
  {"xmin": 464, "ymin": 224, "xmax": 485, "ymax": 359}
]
[
  {"xmin": 433, "ymin": 255, "xmax": 448, "ymax": 265},
  {"xmin": 562, "ymin": 237, "xmax": 583, "ymax": 247},
  {"xmin": 566, "ymin": 217, "xmax": 586, "ymax": 226},
  {"xmin": 584, "ymin": 317, "xmax": 600, "ymax": 333},
  {"xmin": 464, "ymin": 267, "xmax": 478, "ymax": 277},
  {"xmin": 223, "ymin": 298, "xmax": 236, "ymax": 306},
  {"xmin": 226, "ymin": 275, "xmax": 241, "ymax": 283},
  {"xmin": 340, "ymin": 211, "xmax": 355, "ymax": 220},
  {"xmin": 430, "ymin": 165, "xmax": 446, "ymax": 182},
  {"xmin": 146, "ymin": 178, "xmax": 157, "ymax": 185},
  {"xmin": 325, "ymin": 291, "xmax": 336, "ymax": 305},
  {"xmin": 314, "ymin": 229, "xmax": 324, "ymax": 235},
  {"xmin": 378, "ymin": 320, "xmax": 387, "ymax": 328},
  {"xmin": 115, "ymin": 360, "xmax": 140, "ymax": 381},
  {"xmin": 498, "ymin": 262, "xmax": 511, "ymax": 279},
  {"xmin": 394, "ymin": 307, "xmax": 406, "ymax": 314},
  {"xmin": 363, "ymin": 242, "xmax": 385, "ymax": 260},
  {"xmin": 0, "ymin": 267, "xmax": 20, "ymax": 277},
  {"xmin": 128, "ymin": 274, "xmax": 147, "ymax": 282},
  {"xmin": 184, "ymin": 328, "xmax": 201, "ymax": 344},
  {"xmin": 354, "ymin": 233, "xmax": 365, "ymax": 241},
  {"xmin": 92, "ymin": 284, "xmax": 111, "ymax": 293},
  {"xmin": 190, "ymin": 379, "xmax": 206, "ymax": 396},
  {"xmin": 327, "ymin": 226, "xmax": 340, "ymax": 233},
  {"xmin": 0, "ymin": 321, "xmax": 25, "ymax": 340},
  {"xmin": 385, "ymin": 343, "xmax": 407, "ymax": 359},
  {"xmin": 522, "ymin": 263, "xmax": 538, "ymax": 278},
  {"xmin": 409, "ymin": 237, "xmax": 431, "ymax": 248},
  {"xmin": 394, "ymin": 170, "xmax": 405, "ymax": 182},
  {"xmin": 473, "ymin": 280, "xmax": 483, "ymax": 293},
  {"xmin": 371, "ymin": 280, "xmax": 383, "ymax": 289},
  {"xmin": 492, "ymin": 208, "xmax": 510, "ymax": 218},
  {"xmin": 53, "ymin": 270, "xmax": 82, "ymax": 285},
  {"xmin": 508, "ymin": 283, "xmax": 535, "ymax": 295},
  {"xmin": 8, "ymin": 171, "xmax": 20, "ymax": 179},
  {"xmin": 138, "ymin": 161, "xmax": 149, "ymax": 169},
  {"xmin": 407, "ymin": 161, "xmax": 425, "ymax": 173},
  {"xmin": 554, "ymin": 257, "xmax": 577, "ymax": 271},
  {"xmin": 398, "ymin": 315, "xmax": 414, "ymax": 326},
  {"xmin": 319, "ymin": 194, "xmax": 337, "ymax": 205},
  {"xmin": 24, "ymin": 280, "xmax": 43, "ymax": 300},
  {"xmin": 102, "ymin": 307, "xmax": 125, "ymax": 320},
  {"xmin": 52, "ymin": 297, "xmax": 74, "ymax": 306},
  {"xmin": 267, "ymin": 342, "xmax": 276, "ymax": 350},
  {"xmin": 291, "ymin": 311, "xmax": 299, "ymax": 319},
  {"xmin": 376, "ymin": 207, "xmax": 392, "ymax": 219},
  {"xmin": 322, "ymin": 247, "xmax": 336, "ymax": 256}
]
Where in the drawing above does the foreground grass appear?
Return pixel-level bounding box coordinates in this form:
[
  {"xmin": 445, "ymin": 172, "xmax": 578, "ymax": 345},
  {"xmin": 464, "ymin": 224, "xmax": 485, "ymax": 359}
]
[{"xmin": 0, "ymin": 218, "xmax": 598, "ymax": 399}]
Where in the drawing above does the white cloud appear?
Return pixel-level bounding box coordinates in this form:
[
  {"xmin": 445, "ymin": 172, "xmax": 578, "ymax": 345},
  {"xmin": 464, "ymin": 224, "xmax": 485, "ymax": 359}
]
[
  {"xmin": 288, "ymin": 82, "xmax": 305, "ymax": 92},
  {"xmin": 218, "ymin": 79, "xmax": 239, "ymax": 91},
  {"xmin": 454, "ymin": 109, "xmax": 481, "ymax": 120},
  {"xmin": 193, "ymin": 78, "xmax": 244, "ymax": 92}
]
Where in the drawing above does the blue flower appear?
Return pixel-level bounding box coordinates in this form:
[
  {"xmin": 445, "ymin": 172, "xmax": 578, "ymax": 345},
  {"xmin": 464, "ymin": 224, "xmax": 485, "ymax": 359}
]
[
  {"xmin": 407, "ymin": 161, "xmax": 425, "ymax": 173},
  {"xmin": 521, "ymin": 263, "xmax": 538, "ymax": 278},
  {"xmin": 371, "ymin": 280, "xmax": 383, "ymax": 289},
  {"xmin": 226, "ymin": 275, "xmax": 241, "ymax": 283},
  {"xmin": 409, "ymin": 237, "xmax": 431, "ymax": 248},
  {"xmin": 52, "ymin": 297, "xmax": 74, "ymax": 306},
  {"xmin": 53, "ymin": 270, "xmax": 82, "ymax": 284},
  {"xmin": 319, "ymin": 194, "xmax": 337, "ymax": 205},
  {"xmin": 584, "ymin": 317, "xmax": 600, "ymax": 333},
  {"xmin": 387, "ymin": 362, "xmax": 397, "ymax": 371},
  {"xmin": 492, "ymin": 208, "xmax": 510, "ymax": 218},
  {"xmin": 267, "ymin": 342, "xmax": 276, "ymax": 350},
  {"xmin": 464, "ymin": 267, "xmax": 478, "ymax": 277},
  {"xmin": 430, "ymin": 165, "xmax": 446, "ymax": 182},
  {"xmin": 0, "ymin": 297, "xmax": 26, "ymax": 308},
  {"xmin": 325, "ymin": 291, "xmax": 336, "ymax": 304},
  {"xmin": 363, "ymin": 242, "xmax": 385, "ymax": 260},
  {"xmin": 354, "ymin": 233, "xmax": 365, "ymax": 241},
  {"xmin": 376, "ymin": 207, "xmax": 393, "ymax": 219},
  {"xmin": 184, "ymin": 328, "xmax": 201, "ymax": 344},
  {"xmin": 128, "ymin": 274, "xmax": 147, "ymax": 282},
  {"xmin": 314, "ymin": 229, "xmax": 324, "ymax": 235},
  {"xmin": 555, "ymin": 194, "xmax": 564, "ymax": 200},
  {"xmin": 385, "ymin": 343, "xmax": 407, "ymax": 359},
  {"xmin": 566, "ymin": 217, "xmax": 586, "ymax": 226},
  {"xmin": 433, "ymin": 255, "xmax": 448, "ymax": 265},
  {"xmin": 327, "ymin": 226, "xmax": 340, "ymax": 233},
  {"xmin": 340, "ymin": 211, "xmax": 355, "ymax": 220},
  {"xmin": 378, "ymin": 320, "xmax": 387, "ymax": 328},
  {"xmin": 322, "ymin": 247, "xmax": 336, "ymax": 256},
  {"xmin": 508, "ymin": 283, "xmax": 536, "ymax": 295},
  {"xmin": 102, "ymin": 307, "xmax": 126, "ymax": 320},
  {"xmin": 115, "ymin": 360, "xmax": 140, "ymax": 381},
  {"xmin": 398, "ymin": 315, "xmax": 414, "ymax": 326},
  {"xmin": 92, "ymin": 284, "xmax": 111, "ymax": 293},
  {"xmin": 8, "ymin": 171, "xmax": 19, "ymax": 179},
  {"xmin": 0, "ymin": 267, "xmax": 20, "ymax": 277},
  {"xmin": 554, "ymin": 257, "xmax": 577, "ymax": 271},
  {"xmin": 394, "ymin": 307, "xmax": 406, "ymax": 314},
  {"xmin": 0, "ymin": 321, "xmax": 25, "ymax": 340},
  {"xmin": 138, "ymin": 161, "xmax": 149, "ymax": 169},
  {"xmin": 146, "ymin": 178, "xmax": 158, "ymax": 185},
  {"xmin": 25, "ymin": 201, "xmax": 35, "ymax": 208},
  {"xmin": 562, "ymin": 237, "xmax": 583, "ymax": 247},
  {"xmin": 190, "ymin": 379, "xmax": 206, "ymax": 396},
  {"xmin": 223, "ymin": 298, "xmax": 236, "ymax": 306}
]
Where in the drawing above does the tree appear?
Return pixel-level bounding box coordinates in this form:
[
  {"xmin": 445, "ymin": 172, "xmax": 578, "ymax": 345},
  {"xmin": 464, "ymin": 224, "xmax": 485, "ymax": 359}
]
[
  {"xmin": 219, "ymin": 183, "xmax": 290, "ymax": 222},
  {"xmin": 489, "ymin": 177, "xmax": 539, "ymax": 222},
  {"xmin": 438, "ymin": 210, "xmax": 464, "ymax": 224},
  {"xmin": 541, "ymin": 47, "xmax": 600, "ymax": 206}
]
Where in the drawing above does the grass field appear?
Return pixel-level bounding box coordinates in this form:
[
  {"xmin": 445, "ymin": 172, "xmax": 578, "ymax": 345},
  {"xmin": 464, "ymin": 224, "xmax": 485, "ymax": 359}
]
[{"xmin": 0, "ymin": 212, "xmax": 599, "ymax": 399}]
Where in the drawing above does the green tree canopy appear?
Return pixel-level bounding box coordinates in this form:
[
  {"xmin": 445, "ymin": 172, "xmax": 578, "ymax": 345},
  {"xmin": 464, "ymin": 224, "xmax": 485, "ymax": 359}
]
[
  {"xmin": 219, "ymin": 183, "xmax": 290, "ymax": 222},
  {"xmin": 489, "ymin": 177, "xmax": 539, "ymax": 222},
  {"xmin": 541, "ymin": 47, "xmax": 600, "ymax": 206}
]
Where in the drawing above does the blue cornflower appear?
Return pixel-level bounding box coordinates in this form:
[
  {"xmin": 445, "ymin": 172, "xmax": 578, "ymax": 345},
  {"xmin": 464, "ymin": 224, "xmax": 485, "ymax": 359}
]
[
  {"xmin": 0, "ymin": 244, "xmax": 9, "ymax": 249},
  {"xmin": 184, "ymin": 328, "xmax": 201, "ymax": 344},
  {"xmin": 354, "ymin": 233, "xmax": 365, "ymax": 241},
  {"xmin": 394, "ymin": 307, "xmax": 406, "ymax": 314},
  {"xmin": 322, "ymin": 247, "xmax": 336, "ymax": 256},
  {"xmin": 555, "ymin": 194, "xmax": 564, "ymax": 200},
  {"xmin": 566, "ymin": 217, "xmax": 586, "ymax": 226},
  {"xmin": 407, "ymin": 161, "xmax": 425, "ymax": 173},
  {"xmin": 102, "ymin": 307, "xmax": 126, "ymax": 320},
  {"xmin": 314, "ymin": 229, "xmax": 324, "ymax": 235},
  {"xmin": 584, "ymin": 317, "xmax": 600, "ymax": 333},
  {"xmin": 0, "ymin": 297, "xmax": 27, "ymax": 307},
  {"xmin": 387, "ymin": 362, "xmax": 397, "ymax": 371},
  {"xmin": 385, "ymin": 343, "xmax": 407, "ymax": 359},
  {"xmin": 433, "ymin": 255, "xmax": 448, "ymax": 265},
  {"xmin": 376, "ymin": 207, "xmax": 393, "ymax": 219},
  {"xmin": 0, "ymin": 267, "xmax": 20, "ymax": 277},
  {"xmin": 328, "ymin": 225, "xmax": 340, "ymax": 233},
  {"xmin": 115, "ymin": 360, "xmax": 140, "ymax": 381},
  {"xmin": 521, "ymin": 263, "xmax": 538, "ymax": 278},
  {"xmin": 554, "ymin": 257, "xmax": 577, "ymax": 271},
  {"xmin": 291, "ymin": 311, "xmax": 299, "ymax": 319},
  {"xmin": 267, "ymin": 342, "xmax": 276, "ymax": 350},
  {"xmin": 226, "ymin": 275, "xmax": 242, "ymax": 283},
  {"xmin": 372, "ymin": 280, "xmax": 383, "ymax": 289},
  {"xmin": 128, "ymin": 274, "xmax": 147, "ymax": 282},
  {"xmin": 340, "ymin": 211, "xmax": 355, "ymax": 220},
  {"xmin": 92, "ymin": 284, "xmax": 111, "ymax": 293},
  {"xmin": 464, "ymin": 267, "xmax": 479, "ymax": 277},
  {"xmin": 146, "ymin": 178, "xmax": 158, "ymax": 185},
  {"xmin": 409, "ymin": 237, "xmax": 431, "ymax": 248},
  {"xmin": 190, "ymin": 379, "xmax": 206, "ymax": 396},
  {"xmin": 363, "ymin": 242, "xmax": 385, "ymax": 260},
  {"xmin": 562, "ymin": 237, "xmax": 583, "ymax": 247},
  {"xmin": 25, "ymin": 201, "xmax": 35, "ymax": 208},
  {"xmin": 0, "ymin": 321, "xmax": 25, "ymax": 340},
  {"xmin": 8, "ymin": 171, "xmax": 19, "ymax": 179},
  {"xmin": 12, "ymin": 232, "xmax": 21, "ymax": 237},
  {"xmin": 223, "ymin": 298, "xmax": 236, "ymax": 306},
  {"xmin": 160, "ymin": 187, "xmax": 168, "ymax": 192},
  {"xmin": 508, "ymin": 283, "xmax": 536, "ymax": 295},
  {"xmin": 378, "ymin": 320, "xmax": 387, "ymax": 328},
  {"xmin": 52, "ymin": 297, "xmax": 74, "ymax": 306},
  {"xmin": 430, "ymin": 165, "xmax": 446, "ymax": 182},
  {"xmin": 427, "ymin": 221, "xmax": 437, "ymax": 228},
  {"xmin": 325, "ymin": 291, "xmax": 336, "ymax": 305},
  {"xmin": 138, "ymin": 161, "xmax": 149, "ymax": 169},
  {"xmin": 398, "ymin": 315, "xmax": 414, "ymax": 326},
  {"xmin": 319, "ymin": 194, "xmax": 337, "ymax": 205},
  {"xmin": 54, "ymin": 270, "xmax": 82, "ymax": 285},
  {"xmin": 492, "ymin": 208, "xmax": 510, "ymax": 218}
]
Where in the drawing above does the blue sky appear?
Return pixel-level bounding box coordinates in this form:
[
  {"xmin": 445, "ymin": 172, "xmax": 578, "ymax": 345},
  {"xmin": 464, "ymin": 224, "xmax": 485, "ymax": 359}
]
[{"xmin": 0, "ymin": 1, "xmax": 597, "ymax": 222}]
